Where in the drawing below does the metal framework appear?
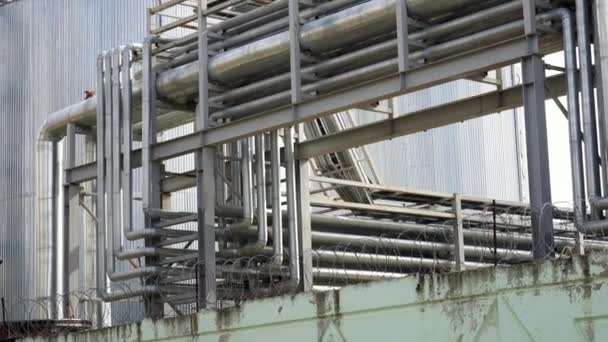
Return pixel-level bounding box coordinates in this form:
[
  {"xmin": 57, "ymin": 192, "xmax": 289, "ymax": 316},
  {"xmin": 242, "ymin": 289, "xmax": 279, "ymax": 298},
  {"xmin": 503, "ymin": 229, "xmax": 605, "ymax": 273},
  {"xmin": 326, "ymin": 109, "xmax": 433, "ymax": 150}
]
[{"xmin": 41, "ymin": 0, "xmax": 608, "ymax": 322}]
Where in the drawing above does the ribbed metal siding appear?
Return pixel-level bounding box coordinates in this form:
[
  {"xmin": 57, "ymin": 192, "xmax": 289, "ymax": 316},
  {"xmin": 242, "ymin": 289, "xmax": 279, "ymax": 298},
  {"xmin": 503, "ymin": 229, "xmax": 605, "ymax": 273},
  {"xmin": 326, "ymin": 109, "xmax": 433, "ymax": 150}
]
[
  {"xmin": 0, "ymin": 0, "xmax": 156, "ymax": 320},
  {"xmin": 353, "ymin": 70, "xmax": 526, "ymax": 201},
  {"xmin": 0, "ymin": 0, "xmax": 528, "ymax": 322}
]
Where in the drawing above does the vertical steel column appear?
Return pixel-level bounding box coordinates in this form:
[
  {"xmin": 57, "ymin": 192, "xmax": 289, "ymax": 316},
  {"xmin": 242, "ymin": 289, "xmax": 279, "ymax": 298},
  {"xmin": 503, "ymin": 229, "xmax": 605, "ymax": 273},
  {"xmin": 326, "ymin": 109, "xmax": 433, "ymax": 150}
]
[
  {"xmin": 94, "ymin": 54, "xmax": 106, "ymax": 326},
  {"xmin": 122, "ymin": 49, "xmax": 133, "ymax": 237},
  {"xmin": 197, "ymin": 0, "xmax": 217, "ymax": 308},
  {"xmin": 62, "ymin": 123, "xmax": 77, "ymax": 318},
  {"xmin": 295, "ymin": 126, "xmax": 313, "ymax": 292},
  {"xmin": 289, "ymin": 0, "xmax": 312, "ymax": 292},
  {"xmin": 142, "ymin": 38, "xmax": 164, "ymax": 319},
  {"xmin": 396, "ymin": 0, "xmax": 409, "ymax": 86},
  {"xmin": 521, "ymin": 0, "xmax": 554, "ymax": 258},
  {"xmin": 577, "ymin": 0, "xmax": 602, "ymax": 219},
  {"xmin": 451, "ymin": 193, "xmax": 465, "ymax": 272}
]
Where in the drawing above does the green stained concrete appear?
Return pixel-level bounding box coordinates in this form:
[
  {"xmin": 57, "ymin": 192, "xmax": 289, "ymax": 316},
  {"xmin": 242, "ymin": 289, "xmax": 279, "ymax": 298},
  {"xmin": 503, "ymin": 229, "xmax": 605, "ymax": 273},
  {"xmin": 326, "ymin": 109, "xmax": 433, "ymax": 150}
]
[{"xmin": 26, "ymin": 253, "xmax": 608, "ymax": 341}]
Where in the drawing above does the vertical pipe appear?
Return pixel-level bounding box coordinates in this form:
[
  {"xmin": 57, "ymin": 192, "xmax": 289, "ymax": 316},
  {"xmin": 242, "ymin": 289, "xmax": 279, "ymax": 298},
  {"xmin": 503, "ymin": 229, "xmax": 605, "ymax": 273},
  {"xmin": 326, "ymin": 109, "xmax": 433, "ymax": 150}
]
[
  {"xmin": 62, "ymin": 123, "xmax": 76, "ymax": 318},
  {"xmin": 576, "ymin": 0, "xmax": 602, "ymax": 219},
  {"xmin": 255, "ymin": 134, "xmax": 268, "ymax": 246},
  {"xmin": 593, "ymin": 0, "xmax": 608, "ymax": 199},
  {"xmin": 122, "ymin": 48, "xmax": 133, "ymax": 236},
  {"xmin": 94, "ymin": 54, "xmax": 107, "ymax": 324},
  {"xmin": 50, "ymin": 141, "xmax": 58, "ymax": 320},
  {"xmin": 103, "ymin": 53, "xmax": 115, "ymax": 273},
  {"xmin": 271, "ymin": 130, "xmax": 283, "ymax": 263},
  {"xmin": 560, "ymin": 10, "xmax": 586, "ymax": 228},
  {"xmin": 284, "ymin": 127, "xmax": 300, "ymax": 287},
  {"xmin": 111, "ymin": 50, "xmax": 122, "ymax": 255}
]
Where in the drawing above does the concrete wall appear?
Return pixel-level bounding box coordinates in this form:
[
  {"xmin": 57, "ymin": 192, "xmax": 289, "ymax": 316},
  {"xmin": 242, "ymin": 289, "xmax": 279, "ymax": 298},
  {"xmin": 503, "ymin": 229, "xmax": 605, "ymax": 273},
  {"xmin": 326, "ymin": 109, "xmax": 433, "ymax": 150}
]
[{"xmin": 24, "ymin": 253, "xmax": 608, "ymax": 341}]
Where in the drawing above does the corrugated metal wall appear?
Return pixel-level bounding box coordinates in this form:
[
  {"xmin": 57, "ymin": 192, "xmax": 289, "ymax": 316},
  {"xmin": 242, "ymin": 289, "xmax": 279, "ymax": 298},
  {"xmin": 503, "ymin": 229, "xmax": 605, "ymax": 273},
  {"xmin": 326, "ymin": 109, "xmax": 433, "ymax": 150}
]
[
  {"xmin": 0, "ymin": 0, "xmax": 527, "ymax": 321},
  {"xmin": 0, "ymin": 0, "xmax": 157, "ymax": 320},
  {"xmin": 353, "ymin": 69, "xmax": 527, "ymax": 201}
]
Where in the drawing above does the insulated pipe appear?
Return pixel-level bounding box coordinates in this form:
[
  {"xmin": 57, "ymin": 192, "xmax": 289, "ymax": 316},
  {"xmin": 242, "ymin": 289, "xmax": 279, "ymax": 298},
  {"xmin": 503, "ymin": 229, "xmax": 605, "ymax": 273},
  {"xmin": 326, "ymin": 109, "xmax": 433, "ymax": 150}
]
[
  {"xmin": 171, "ymin": 0, "xmax": 367, "ymax": 64},
  {"xmin": 311, "ymin": 231, "xmax": 533, "ymax": 262},
  {"xmin": 210, "ymin": 14, "xmax": 542, "ymax": 120},
  {"xmin": 271, "ymin": 131, "xmax": 284, "ymax": 264},
  {"xmin": 94, "ymin": 54, "xmax": 107, "ymax": 302},
  {"xmin": 576, "ymin": 0, "xmax": 602, "ymax": 219},
  {"xmin": 556, "ymin": 8, "xmax": 586, "ymax": 229},
  {"xmin": 38, "ymin": 0, "xmax": 490, "ymax": 139},
  {"xmin": 206, "ymin": 0, "xmax": 487, "ymax": 83},
  {"xmin": 309, "ymin": 215, "xmax": 608, "ymax": 251},
  {"xmin": 255, "ymin": 134, "xmax": 268, "ymax": 248},
  {"xmin": 313, "ymin": 250, "xmax": 486, "ymax": 270},
  {"xmin": 210, "ymin": 0, "xmax": 524, "ymax": 105},
  {"xmin": 284, "ymin": 127, "xmax": 300, "ymax": 286},
  {"xmin": 231, "ymin": 138, "xmax": 254, "ymax": 231}
]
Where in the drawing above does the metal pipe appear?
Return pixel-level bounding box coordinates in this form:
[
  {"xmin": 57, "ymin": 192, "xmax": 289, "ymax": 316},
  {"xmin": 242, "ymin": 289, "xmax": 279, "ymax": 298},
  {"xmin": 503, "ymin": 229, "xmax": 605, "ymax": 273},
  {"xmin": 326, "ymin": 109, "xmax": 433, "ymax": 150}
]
[
  {"xmin": 210, "ymin": 14, "xmax": 540, "ymax": 120},
  {"xmin": 310, "ymin": 215, "xmax": 608, "ymax": 251},
  {"xmin": 285, "ymin": 127, "xmax": 300, "ymax": 286},
  {"xmin": 593, "ymin": 0, "xmax": 608, "ymax": 201},
  {"xmin": 576, "ymin": 0, "xmax": 602, "ymax": 219},
  {"xmin": 255, "ymin": 134, "xmax": 268, "ymax": 247},
  {"xmin": 271, "ymin": 130, "xmax": 284, "ymax": 264},
  {"xmin": 111, "ymin": 49, "xmax": 122, "ymax": 255},
  {"xmin": 555, "ymin": 8, "xmax": 586, "ymax": 229},
  {"xmin": 210, "ymin": 1, "xmax": 523, "ymax": 105},
  {"xmin": 313, "ymin": 250, "xmax": 486, "ymax": 270},
  {"xmin": 38, "ymin": 0, "xmax": 491, "ymax": 139},
  {"xmin": 230, "ymin": 138, "xmax": 254, "ymax": 230},
  {"xmin": 104, "ymin": 51, "xmax": 116, "ymax": 279},
  {"xmin": 95, "ymin": 53, "xmax": 107, "ymax": 300},
  {"xmin": 206, "ymin": 0, "xmax": 486, "ymax": 83}
]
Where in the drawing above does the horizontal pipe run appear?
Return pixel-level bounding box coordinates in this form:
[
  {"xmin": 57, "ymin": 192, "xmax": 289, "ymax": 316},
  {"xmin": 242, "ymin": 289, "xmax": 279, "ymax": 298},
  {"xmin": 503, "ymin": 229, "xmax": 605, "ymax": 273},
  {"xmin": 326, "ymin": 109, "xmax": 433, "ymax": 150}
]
[
  {"xmin": 39, "ymin": 0, "xmax": 496, "ymax": 140},
  {"xmin": 313, "ymin": 250, "xmax": 486, "ymax": 270}
]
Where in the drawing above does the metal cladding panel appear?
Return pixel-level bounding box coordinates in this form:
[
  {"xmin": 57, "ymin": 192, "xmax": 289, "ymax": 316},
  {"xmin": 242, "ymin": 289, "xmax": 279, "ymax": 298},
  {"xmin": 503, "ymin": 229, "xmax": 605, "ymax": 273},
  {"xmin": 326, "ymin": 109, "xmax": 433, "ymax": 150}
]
[
  {"xmin": 353, "ymin": 71, "xmax": 525, "ymax": 201},
  {"xmin": 0, "ymin": 0, "xmax": 155, "ymax": 320}
]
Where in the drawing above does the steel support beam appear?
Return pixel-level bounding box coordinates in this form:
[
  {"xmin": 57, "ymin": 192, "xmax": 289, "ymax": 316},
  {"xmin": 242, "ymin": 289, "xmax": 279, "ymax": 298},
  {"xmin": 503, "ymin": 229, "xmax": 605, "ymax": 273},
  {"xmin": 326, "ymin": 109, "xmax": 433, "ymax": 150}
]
[
  {"xmin": 295, "ymin": 126, "xmax": 313, "ymax": 292},
  {"xmin": 65, "ymin": 72, "xmax": 571, "ymax": 186},
  {"xmin": 142, "ymin": 38, "xmax": 164, "ymax": 319},
  {"xmin": 202, "ymin": 37, "xmax": 531, "ymax": 146},
  {"xmin": 521, "ymin": 0, "xmax": 554, "ymax": 259},
  {"xmin": 196, "ymin": 0, "xmax": 217, "ymax": 309},
  {"xmin": 62, "ymin": 123, "xmax": 79, "ymax": 318}
]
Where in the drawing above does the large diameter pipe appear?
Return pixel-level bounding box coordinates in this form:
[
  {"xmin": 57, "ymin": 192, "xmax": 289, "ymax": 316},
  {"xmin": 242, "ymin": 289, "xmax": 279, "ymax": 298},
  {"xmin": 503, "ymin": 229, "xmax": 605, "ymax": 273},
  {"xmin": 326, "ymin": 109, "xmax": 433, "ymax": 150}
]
[
  {"xmin": 207, "ymin": 0, "xmax": 487, "ymax": 83},
  {"xmin": 576, "ymin": 0, "xmax": 602, "ymax": 220},
  {"xmin": 38, "ymin": 0, "xmax": 488, "ymax": 140}
]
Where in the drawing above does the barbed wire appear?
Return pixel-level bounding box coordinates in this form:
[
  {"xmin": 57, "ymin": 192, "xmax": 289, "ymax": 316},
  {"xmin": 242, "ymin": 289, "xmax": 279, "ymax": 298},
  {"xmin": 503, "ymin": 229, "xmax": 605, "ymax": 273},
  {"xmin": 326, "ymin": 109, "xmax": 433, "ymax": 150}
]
[{"xmin": 2, "ymin": 201, "xmax": 607, "ymax": 339}]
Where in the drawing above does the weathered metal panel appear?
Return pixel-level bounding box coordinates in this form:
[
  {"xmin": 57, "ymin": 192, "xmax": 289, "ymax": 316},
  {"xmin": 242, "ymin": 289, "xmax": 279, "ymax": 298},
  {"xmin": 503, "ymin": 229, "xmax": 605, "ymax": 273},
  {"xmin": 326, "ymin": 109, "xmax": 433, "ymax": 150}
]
[{"xmin": 23, "ymin": 254, "xmax": 608, "ymax": 341}]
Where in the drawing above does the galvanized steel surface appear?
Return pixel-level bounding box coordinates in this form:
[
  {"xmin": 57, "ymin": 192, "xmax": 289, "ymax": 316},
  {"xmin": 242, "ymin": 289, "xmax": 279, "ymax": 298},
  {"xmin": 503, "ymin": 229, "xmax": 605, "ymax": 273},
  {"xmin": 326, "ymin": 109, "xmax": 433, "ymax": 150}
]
[
  {"xmin": 0, "ymin": 0, "xmax": 156, "ymax": 320},
  {"xmin": 0, "ymin": 0, "xmax": 526, "ymax": 321}
]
